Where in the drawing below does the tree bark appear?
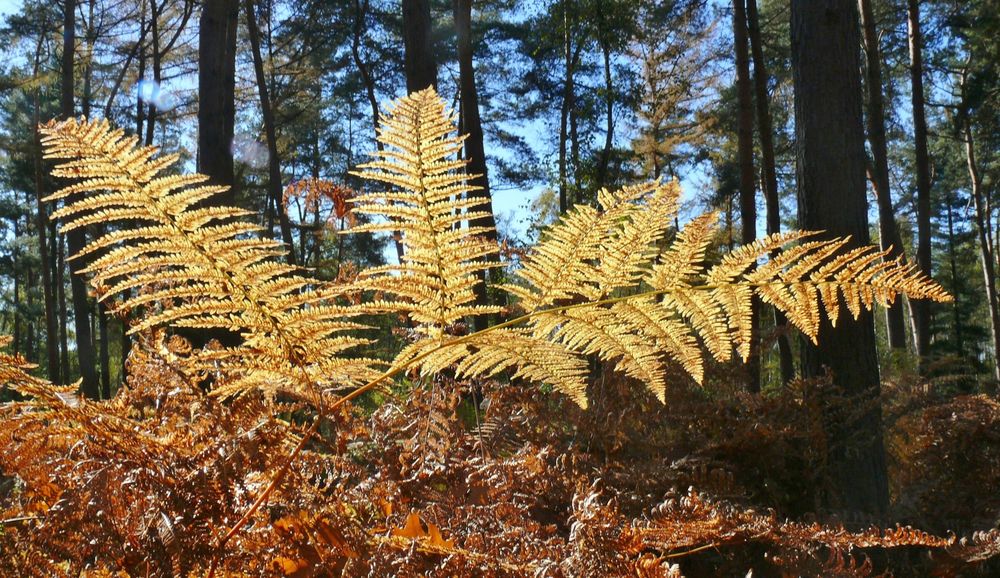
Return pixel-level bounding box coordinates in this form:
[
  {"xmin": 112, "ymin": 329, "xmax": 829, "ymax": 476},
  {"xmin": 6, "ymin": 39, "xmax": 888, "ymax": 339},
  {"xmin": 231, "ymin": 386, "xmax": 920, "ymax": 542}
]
[
  {"xmin": 959, "ymin": 78, "xmax": 1000, "ymax": 380},
  {"xmin": 734, "ymin": 0, "xmax": 760, "ymax": 392},
  {"xmin": 858, "ymin": 0, "xmax": 907, "ymax": 350},
  {"xmin": 945, "ymin": 190, "xmax": 964, "ymax": 357},
  {"xmin": 747, "ymin": 0, "xmax": 794, "ymax": 385},
  {"xmin": 596, "ymin": 34, "xmax": 614, "ymax": 190},
  {"xmin": 31, "ymin": 30, "xmax": 59, "ymax": 382},
  {"xmin": 62, "ymin": 0, "xmax": 101, "ymax": 399},
  {"xmin": 907, "ymin": 0, "xmax": 933, "ymax": 370},
  {"xmin": 453, "ymin": 0, "xmax": 499, "ymax": 330},
  {"xmin": 402, "ymin": 0, "xmax": 437, "ymax": 93},
  {"xmin": 558, "ymin": 0, "xmax": 575, "ymax": 213},
  {"xmin": 244, "ymin": 0, "xmax": 296, "ymax": 265},
  {"xmin": 198, "ymin": 0, "xmax": 239, "ymax": 202},
  {"xmin": 58, "ymin": 234, "xmax": 70, "ymax": 380},
  {"xmin": 791, "ymin": 0, "xmax": 888, "ymax": 521},
  {"xmin": 144, "ymin": 0, "xmax": 160, "ymax": 146}
]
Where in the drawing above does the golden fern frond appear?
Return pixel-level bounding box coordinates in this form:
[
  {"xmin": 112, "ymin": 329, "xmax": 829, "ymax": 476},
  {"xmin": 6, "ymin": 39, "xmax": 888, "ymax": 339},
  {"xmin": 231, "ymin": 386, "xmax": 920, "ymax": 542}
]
[
  {"xmin": 503, "ymin": 181, "xmax": 678, "ymax": 310},
  {"xmin": 350, "ymin": 88, "xmax": 499, "ymax": 333},
  {"xmin": 39, "ymin": 118, "xmax": 374, "ymax": 401},
  {"xmin": 497, "ymin": 195, "xmax": 950, "ymax": 403},
  {"xmin": 533, "ymin": 307, "xmax": 668, "ymax": 399},
  {"xmin": 591, "ymin": 181, "xmax": 679, "ymax": 297}
]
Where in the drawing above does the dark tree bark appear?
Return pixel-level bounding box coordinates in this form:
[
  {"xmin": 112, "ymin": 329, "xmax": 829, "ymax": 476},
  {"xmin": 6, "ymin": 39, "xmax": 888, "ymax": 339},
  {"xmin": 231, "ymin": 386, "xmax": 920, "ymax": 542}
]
[
  {"xmin": 907, "ymin": 0, "xmax": 933, "ymax": 370},
  {"xmin": 734, "ymin": 0, "xmax": 760, "ymax": 392},
  {"xmin": 63, "ymin": 0, "xmax": 101, "ymax": 399},
  {"xmin": 791, "ymin": 0, "xmax": 888, "ymax": 521},
  {"xmin": 402, "ymin": 0, "xmax": 437, "ymax": 93},
  {"xmin": 747, "ymin": 0, "xmax": 794, "ymax": 385},
  {"xmin": 58, "ymin": 234, "xmax": 70, "ymax": 380},
  {"xmin": 144, "ymin": 0, "xmax": 160, "ymax": 146},
  {"xmin": 31, "ymin": 30, "xmax": 59, "ymax": 382},
  {"xmin": 595, "ymin": 3, "xmax": 614, "ymax": 191},
  {"xmin": 945, "ymin": 190, "xmax": 964, "ymax": 357},
  {"xmin": 198, "ymin": 0, "xmax": 239, "ymax": 202},
  {"xmin": 453, "ymin": 0, "xmax": 499, "ymax": 330},
  {"xmin": 244, "ymin": 0, "xmax": 296, "ymax": 265},
  {"xmin": 558, "ymin": 0, "xmax": 577, "ymax": 213},
  {"xmin": 959, "ymin": 70, "xmax": 1000, "ymax": 380},
  {"xmin": 859, "ymin": 0, "xmax": 907, "ymax": 350}
]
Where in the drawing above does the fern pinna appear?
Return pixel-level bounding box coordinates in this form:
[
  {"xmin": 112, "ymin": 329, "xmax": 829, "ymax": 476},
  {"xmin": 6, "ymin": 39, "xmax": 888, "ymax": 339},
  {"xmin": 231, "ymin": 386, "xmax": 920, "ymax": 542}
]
[{"xmin": 0, "ymin": 87, "xmax": 959, "ymax": 575}]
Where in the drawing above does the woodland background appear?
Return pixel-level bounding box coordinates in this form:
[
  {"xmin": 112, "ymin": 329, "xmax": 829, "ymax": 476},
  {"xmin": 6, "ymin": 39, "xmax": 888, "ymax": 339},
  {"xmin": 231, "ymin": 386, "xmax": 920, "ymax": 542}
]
[{"xmin": 2, "ymin": 0, "xmax": 1000, "ymax": 575}]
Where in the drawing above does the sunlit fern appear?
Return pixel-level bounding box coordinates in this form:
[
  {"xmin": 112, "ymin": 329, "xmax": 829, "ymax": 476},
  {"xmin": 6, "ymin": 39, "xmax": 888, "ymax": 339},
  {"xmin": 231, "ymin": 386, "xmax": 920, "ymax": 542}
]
[
  {"xmin": 39, "ymin": 118, "xmax": 381, "ymax": 402},
  {"xmin": 341, "ymin": 88, "xmax": 950, "ymax": 408},
  {"xmin": 36, "ymin": 88, "xmax": 950, "ymax": 412}
]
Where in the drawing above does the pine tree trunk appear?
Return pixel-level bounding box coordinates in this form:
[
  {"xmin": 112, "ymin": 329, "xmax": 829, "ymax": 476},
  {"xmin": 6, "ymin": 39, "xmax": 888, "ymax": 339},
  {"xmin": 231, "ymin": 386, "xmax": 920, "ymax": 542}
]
[
  {"xmin": 58, "ymin": 234, "xmax": 70, "ymax": 380},
  {"xmin": 198, "ymin": 0, "xmax": 238, "ymax": 202},
  {"xmin": 734, "ymin": 0, "xmax": 760, "ymax": 392},
  {"xmin": 791, "ymin": 0, "xmax": 888, "ymax": 522},
  {"xmin": 946, "ymin": 191, "xmax": 964, "ymax": 357},
  {"xmin": 244, "ymin": 0, "xmax": 296, "ymax": 266},
  {"xmin": 859, "ymin": 0, "xmax": 907, "ymax": 350},
  {"xmin": 960, "ymin": 88, "xmax": 1000, "ymax": 380},
  {"xmin": 144, "ymin": 0, "xmax": 160, "ymax": 146},
  {"xmin": 907, "ymin": 0, "xmax": 933, "ymax": 370},
  {"xmin": 63, "ymin": 0, "xmax": 101, "ymax": 399},
  {"xmin": 454, "ymin": 0, "xmax": 499, "ymax": 330},
  {"xmin": 747, "ymin": 0, "xmax": 794, "ymax": 385},
  {"xmin": 596, "ymin": 36, "xmax": 613, "ymax": 190},
  {"xmin": 32, "ymin": 31, "xmax": 59, "ymax": 382},
  {"xmin": 402, "ymin": 0, "xmax": 437, "ymax": 93}
]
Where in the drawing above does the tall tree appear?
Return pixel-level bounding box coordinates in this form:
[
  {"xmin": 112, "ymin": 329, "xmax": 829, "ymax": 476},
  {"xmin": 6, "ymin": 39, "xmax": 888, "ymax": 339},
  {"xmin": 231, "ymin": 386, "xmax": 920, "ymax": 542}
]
[
  {"xmin": 747, "ymin": 0, "xmax": 794, "ymax": 385},
  {"xmin": 198, "ymin": 0, "xmax": 238, "ymax": 201},
  {"xmin": 453, "ymin": 0, "xmax": 498, "ymax": 329},
  {"xmin": 733, "ymin": 0, "xmax": 759, "ymax": 392},
  {"xmin": 30, "ymin": 25, "xmax": 59, "ymax": 382},
  {"xmin": 244, "ymin": 0, "xmax": 296, "ymax": 265},
  {"xmin": 402, "ymin": 0, "xmax": 437, "ymax": 93},
  {"xmin": 859, "ymin": 0, "xmax": 907, "ymax": 350},
  {"xmin": 63, "ymin": 0, "xmax": 101, "ymax": 399},
  {"xmin": 958, "ymin": 67, "xmax": 1000, "ymax": 381},
  {"xmin": 791, "ymin": 0, "xmax": 888, "ymax": 520},
  {"xmin": 907, "ymin": 0, "xmax": 933, "ymax": 370}
]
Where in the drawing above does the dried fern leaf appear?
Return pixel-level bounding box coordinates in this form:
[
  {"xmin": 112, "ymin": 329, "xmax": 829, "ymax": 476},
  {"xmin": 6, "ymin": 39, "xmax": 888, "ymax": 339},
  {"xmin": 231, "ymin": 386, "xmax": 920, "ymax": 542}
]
[
  {"xmin": 350, "ymin": 87, "xmax": 500, "ymax": 332},
  {"xmin": 39, "ymin": 117, "xmax": 372, "ymax": 400}
]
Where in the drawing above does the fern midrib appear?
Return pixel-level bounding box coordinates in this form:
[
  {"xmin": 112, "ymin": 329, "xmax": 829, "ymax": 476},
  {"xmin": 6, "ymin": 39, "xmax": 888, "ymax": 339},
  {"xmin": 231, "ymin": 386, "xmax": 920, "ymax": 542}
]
[{"xmin": 410, "ymin": 107, "xmax": 451, "ymax": 333}]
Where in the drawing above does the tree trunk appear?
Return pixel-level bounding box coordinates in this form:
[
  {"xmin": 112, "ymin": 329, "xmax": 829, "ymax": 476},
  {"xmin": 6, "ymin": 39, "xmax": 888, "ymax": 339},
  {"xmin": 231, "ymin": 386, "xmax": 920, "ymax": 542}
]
[
  {"xmin": 960, "ymin": 91, "xmax": 1000, "ymax": 380},
  {"xmin": 945, "ymin": 190, "xmax": 964, "ymax": 357},
  {"xmin": 198, "ymin": 0, "xmax": 238, "ymax": 202},
  {"xmin": 859, "ymin": 0, "xmax": 907, "ymax": 350},
  {"xmin": 734, "ymin": 0, "xmax": 760, "ymax": 392},
  {"xmin": 144, "ymin": 0, "xmax": 160, "ymax": 146},
  {"xmin": 596, "ymin": 35, "xmax": 614, "ymax": 190},
  {"xmin": 58, "ymin": 234, "xmax": 70, "ymax": 380},
  {"xmin": 558, "ymin": 0, "xmax": 574, "ymax": 213},
  {"xmin": 907, "ymin": 0, "xmax": 933, "ymax": 370},
  {"xmin": 747, "ymin": 0, "xmax": 794, "ymax": 385},
  {"xmin": 244, "ymin": 0, "xmax": 296, "ymax": 265},
  {"xmin": 791, "ymin": 0, "xmax": 888, "ymax": 521},
  {"xmin": 62, "ymin": 0, "xmax": 101, "ymax": 399},
  {"xmin": 402, "ymin": 0, "xmax": 437, "ymax": 93},
  {"xmin": 32, "ymin": 32, "xmax": 59, "ymax": 382},
  {"xmin": 453, "ymin": 0, "xmax": 499, "ymax": 330}
]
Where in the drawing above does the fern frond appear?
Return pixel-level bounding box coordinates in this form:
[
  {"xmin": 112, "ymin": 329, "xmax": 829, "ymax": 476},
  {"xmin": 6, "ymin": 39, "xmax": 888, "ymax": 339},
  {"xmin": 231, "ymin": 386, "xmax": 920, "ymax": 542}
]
[
  {"xmin": 39, "ymin": 118, "xmax": 372, "ymax": 400},
  {"xmin": 533, "ymin": 307, "xmax": 668, "ymax": 400},
  {"xmin": 350, "ymin": 88, "xmax": 500, "ymax": 332},
  {"xmin": 504, "ymin": 181, "xmax": 678, "ymax": 310}
]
